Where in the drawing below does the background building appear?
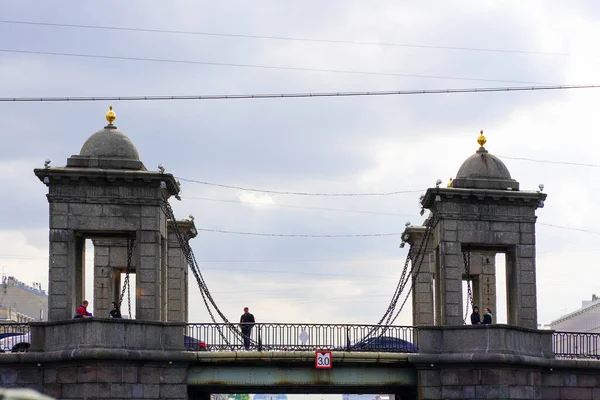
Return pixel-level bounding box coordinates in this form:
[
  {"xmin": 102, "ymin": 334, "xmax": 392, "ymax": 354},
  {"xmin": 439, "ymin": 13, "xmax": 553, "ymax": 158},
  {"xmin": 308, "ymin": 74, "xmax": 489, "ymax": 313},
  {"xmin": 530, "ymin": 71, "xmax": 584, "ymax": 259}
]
[
  {"xmin": 548, "ymin": 294, "xmax": 600, "ymax": 358},
  {"xmin": 0, "ymin": 276, "xmax": 48, "ymax": 321},
  {"xmin": 548, "ymin": 294, "xmax": 600, "ymax": 333}
]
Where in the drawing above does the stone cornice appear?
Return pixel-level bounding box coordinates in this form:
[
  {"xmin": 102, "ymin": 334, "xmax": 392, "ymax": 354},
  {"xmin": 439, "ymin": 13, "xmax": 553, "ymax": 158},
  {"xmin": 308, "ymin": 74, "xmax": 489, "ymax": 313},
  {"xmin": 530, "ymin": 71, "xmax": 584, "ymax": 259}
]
[
  {"xmin": 168, "ymin": 219, "xmax": 198, "ymax": 242},
  {"xmin": 34, "ymin": 167, "xmax": 180, "ymax": 197},
  {"xmin": 409, "ymin": 352, "xmax": 600, "ymax": 370},
  {"xmin": 422, "ymin": 187, "xmax": 547, "ymax": 209},
  {"xmin": 403, "ymin": 226, "xmax": 434, "ymax": 250},
  {"xmin": 431, "ymin": 213, "xmax": 538, "ymax": 223}
]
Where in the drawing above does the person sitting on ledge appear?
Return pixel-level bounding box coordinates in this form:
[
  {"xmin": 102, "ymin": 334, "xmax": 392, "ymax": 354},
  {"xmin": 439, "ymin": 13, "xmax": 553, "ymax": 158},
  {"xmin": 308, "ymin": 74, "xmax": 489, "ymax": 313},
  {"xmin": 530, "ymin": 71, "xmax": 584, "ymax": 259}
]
[{"xmin": 74, "ymin": 300, "xmax": 93, "ymax": 319}]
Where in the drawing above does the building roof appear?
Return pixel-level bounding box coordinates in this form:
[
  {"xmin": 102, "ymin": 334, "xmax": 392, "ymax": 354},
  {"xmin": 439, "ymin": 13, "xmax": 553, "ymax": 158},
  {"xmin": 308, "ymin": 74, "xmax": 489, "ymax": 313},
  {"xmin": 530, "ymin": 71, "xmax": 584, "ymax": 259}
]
[
  {"xmin": 548, "ymin": 295, "xmax": 600, "ymax": 327},
  {"xmin": 66, "ymin": 106, "xmax": 146, "ymax": 170},
  {"xmin": 80, "ymin": 126, "xmax": 140, "ymax": 161},
  {"xmin": 451, "ymin": 131, "xmax": 519, "ymax": 190}
]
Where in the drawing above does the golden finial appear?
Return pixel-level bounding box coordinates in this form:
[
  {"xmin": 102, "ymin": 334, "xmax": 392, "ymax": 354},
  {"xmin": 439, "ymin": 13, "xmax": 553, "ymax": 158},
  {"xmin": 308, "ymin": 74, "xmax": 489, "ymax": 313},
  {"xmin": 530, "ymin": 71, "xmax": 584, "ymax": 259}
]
[
  {"xmin": 106, "ymin": 105, "xmax": 116, "ymax": 125},
  {"xmin": 477, "ymin": 130, "xmax": 486, "ymax": 148}
]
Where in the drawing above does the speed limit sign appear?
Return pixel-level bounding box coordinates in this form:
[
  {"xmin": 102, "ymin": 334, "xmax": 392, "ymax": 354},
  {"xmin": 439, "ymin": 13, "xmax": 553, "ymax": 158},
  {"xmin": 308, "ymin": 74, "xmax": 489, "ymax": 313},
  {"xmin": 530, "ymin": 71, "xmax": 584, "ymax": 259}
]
[{"xmin": 315, "ymin": 350, "xmax": 332, "ymax": 369}]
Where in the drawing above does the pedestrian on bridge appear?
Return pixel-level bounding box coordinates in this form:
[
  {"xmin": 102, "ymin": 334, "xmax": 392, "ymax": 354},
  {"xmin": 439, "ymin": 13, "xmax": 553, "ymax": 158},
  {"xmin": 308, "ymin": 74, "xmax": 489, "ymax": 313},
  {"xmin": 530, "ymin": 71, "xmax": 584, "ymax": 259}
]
[
  {"xmin": 482, "ymin": 308, "xmax": 493, "ymax": 324},
  {"xmin": 109, "ymin": 301, "xmax": 122, "ymax": 319},
  {"xmin": 240, "ymin": 307, "xmax": 255, "ymax": 350},
  {"xmin": 470, "ymin": 305, "xmax": 481, "ymax": 325},
  {"xmin": 74, "ymin": 300, "xmax": 92, "ymax": 319}
]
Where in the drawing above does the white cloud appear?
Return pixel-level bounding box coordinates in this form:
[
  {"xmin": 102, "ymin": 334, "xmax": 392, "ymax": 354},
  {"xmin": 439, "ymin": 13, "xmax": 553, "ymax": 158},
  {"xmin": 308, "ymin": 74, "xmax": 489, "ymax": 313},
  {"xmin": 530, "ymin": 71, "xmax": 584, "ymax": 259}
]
[{"xmin": 236, "ymin": 192, "xmax": 276, "ymax": 208}]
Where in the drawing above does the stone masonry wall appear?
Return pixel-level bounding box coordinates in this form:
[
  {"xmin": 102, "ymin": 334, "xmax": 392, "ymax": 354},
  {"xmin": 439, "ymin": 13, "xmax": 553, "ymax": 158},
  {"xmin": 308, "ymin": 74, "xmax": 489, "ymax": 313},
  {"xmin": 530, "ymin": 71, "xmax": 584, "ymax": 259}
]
[
  {"xmin": 418, "ymin": 367, "xmax": 541, "ymax": 399},
  {"xmin": 0, "ymin": 361, "xmax": 188, "ymax": 400},
  {"xmin": 43, "ymin": 362, "xmax": 188, "ymax": 400},
  {"xmin": 417, "ymin": 366, "xmax": 600, "ymax": 400}
]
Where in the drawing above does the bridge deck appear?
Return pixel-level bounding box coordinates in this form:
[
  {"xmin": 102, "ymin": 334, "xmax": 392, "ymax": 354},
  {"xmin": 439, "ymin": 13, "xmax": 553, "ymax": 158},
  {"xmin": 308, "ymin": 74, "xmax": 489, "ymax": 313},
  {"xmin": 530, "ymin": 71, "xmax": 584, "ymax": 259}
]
[{"xmin": 189, "ymin": 351, "xmax": 416, "ymax": 392}]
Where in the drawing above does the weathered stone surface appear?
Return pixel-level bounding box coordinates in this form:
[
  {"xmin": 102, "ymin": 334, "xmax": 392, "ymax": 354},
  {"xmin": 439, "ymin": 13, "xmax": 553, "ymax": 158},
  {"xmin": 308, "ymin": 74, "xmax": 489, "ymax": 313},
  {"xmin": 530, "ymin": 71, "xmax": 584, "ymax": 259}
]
[
  {"xmin": 31, "ymin": 320, "xmax": 186, "ymax": 351},
  {"xmin": 44, "ymin": 384, "xmax": 62, "ymax": 398},
  {"xmin": 62, "ymin": 382, "xmax": 111, "ymax": 398},
  {"xmin": 419, "ymin": 386, "xmax": 441, "ymax": 400},
  {"xmin": 56, "ymin": 366, "xmax": 78, "ymax": 383},
  {"xmin": 540, "ymin": 386, "xmax": 561, "ymax": 399},
  {"xmin": 122, "ymin": 365, "xmax": 139, "ymax": 383},
  {"xmin": 417, "ymin": 325, "xmax": 554, "ymax": 358},
  {"xmin": 143, "ymin": 384, "xmax": 161, "ymax": 399},
  {"xmin": 140, "ymin": 269, "xmax": 157, "ymax": 283},
  {"xmin": 69, "ymin": 203, "xmax": 103, "ymax": 216},
  {"xmin": 111, "ymin": 383, "xmax": 133, "ymax": 398},
  {"xmin": 97, "ymin": 365, "xmax": 122, "ymax": 383},
  {"xmin": 159, "ymin": 384, "xmax": 187, "ymax": 399},
  {"xmin": 77, "ymin": 365, "xmax": 98, "ymax": 383},
  {"xmin": 508, "ymin": 386, "xmax": 537, "ymax": 399},
  {"xmin": 475, "ymin": 384, "xmax": 510, "ymax": 398},
  {"xmin": 139, "ymin": 230, "xmax": 160, "ymax": 244},
  {"xmin": 141, "ymin": 217, "xmax": 159, "ymax": 230},
  {"xmin": 561, "ymin": 387, "xmax": 593, "ymax": 400},
  {"xmin": 50, "ymin": 215, "xmax": 69, "ymax": 229},
  {"xmin": 440, "ymin": 386, "xmax": 463, "ymax": 399},
  {"xmin": 0, "ymin": 368, "xmax": 18, "ymax": 384}
]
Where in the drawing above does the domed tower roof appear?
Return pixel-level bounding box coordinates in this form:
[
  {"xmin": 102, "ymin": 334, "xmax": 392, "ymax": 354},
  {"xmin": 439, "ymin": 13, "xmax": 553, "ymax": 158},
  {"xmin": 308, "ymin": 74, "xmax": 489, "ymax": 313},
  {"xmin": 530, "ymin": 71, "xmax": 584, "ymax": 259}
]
[
  {"xmin": 67, "ymin": 106, "xmax": 146, "ymax": 170},
  {"xmin": 451, "ymin": 131, "xmax": 519, "ymax": 190}
]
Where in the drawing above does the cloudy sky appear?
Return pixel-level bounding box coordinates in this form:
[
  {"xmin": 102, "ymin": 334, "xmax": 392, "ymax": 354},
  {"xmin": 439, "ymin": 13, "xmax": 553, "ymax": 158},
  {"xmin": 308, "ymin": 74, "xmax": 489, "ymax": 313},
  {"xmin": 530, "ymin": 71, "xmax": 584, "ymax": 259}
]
[{"xmin": 1, "ymin": 1, "xmax": 600, "ymax": 328}]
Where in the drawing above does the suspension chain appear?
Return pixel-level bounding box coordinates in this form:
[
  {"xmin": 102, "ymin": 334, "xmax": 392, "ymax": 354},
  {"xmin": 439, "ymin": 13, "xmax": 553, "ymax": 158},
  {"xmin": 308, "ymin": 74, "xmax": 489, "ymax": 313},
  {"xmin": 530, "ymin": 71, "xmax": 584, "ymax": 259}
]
[
  {"xmin": 389, "ymin": 213, "xmax": 438, "ymax": 325},
  {"xmin": 377, "ymin": 213, "xmax": 437, "ymax": 327},
  {"xmin": 118, "ymin": 237, "xmax": 135, "ymax": 318},
  {"xmin": 159, "ymin": 194, "xmax": 239, "ymax": 344},
  {"xmin": 463, "ymin": 250, "xmax": 473, "ymax": 322}
]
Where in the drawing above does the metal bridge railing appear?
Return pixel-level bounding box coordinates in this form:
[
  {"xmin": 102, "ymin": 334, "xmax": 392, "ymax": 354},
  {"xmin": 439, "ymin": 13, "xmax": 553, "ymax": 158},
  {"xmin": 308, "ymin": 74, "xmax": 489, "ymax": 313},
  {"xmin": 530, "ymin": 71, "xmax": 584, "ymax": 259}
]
[
  {"xmin": 553, "ymin": 331, "xmax": 600, "ymax": 360},
  {"xmin": 185, "ymin": 323, "xmax": 418, "ymax": 352},
  {"xmin": 1, "ymin": 321, "xmax": 597, "ymax": 358},
  {"xmin": 0, "ymin": 323, "xmax": 31, "ymax": 353}
]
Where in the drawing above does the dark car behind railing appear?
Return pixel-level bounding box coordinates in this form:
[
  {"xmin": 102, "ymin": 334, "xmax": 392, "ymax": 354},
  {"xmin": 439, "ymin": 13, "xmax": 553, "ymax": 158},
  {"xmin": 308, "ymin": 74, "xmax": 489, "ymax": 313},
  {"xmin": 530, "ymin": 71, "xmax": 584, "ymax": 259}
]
[
  {"xmin": 0, "ymin": 323, "xmax": 31, "ymax": 353},
  {"xmin": 184, "ymin": 335, "xmax": 207, "ymax": 351}
]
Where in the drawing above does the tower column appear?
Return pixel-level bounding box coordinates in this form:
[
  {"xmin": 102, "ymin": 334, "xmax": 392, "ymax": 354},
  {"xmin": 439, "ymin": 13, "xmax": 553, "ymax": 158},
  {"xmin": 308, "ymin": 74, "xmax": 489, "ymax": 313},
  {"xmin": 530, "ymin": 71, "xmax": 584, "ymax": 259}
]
[
  {"xmin": 403, "ymin": 224, "xmax": 435, "ymax": 326},
  {"xmin": 167, "ymin": 219, "xmax": 197, "ymax": 322},
  {"xmin": 48, "ymin": 227, "xmax": 84, "ymax": 321}
]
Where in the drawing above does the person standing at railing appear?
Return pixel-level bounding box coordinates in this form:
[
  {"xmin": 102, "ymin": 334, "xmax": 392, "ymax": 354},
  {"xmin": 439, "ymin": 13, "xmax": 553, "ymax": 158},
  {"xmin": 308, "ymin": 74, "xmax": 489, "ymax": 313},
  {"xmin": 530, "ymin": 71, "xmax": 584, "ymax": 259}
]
[
  {"xmin": 470, "ymin": 305, "xmax": 482, "ymax": 325},
  {"xmin": 482, "ymin": 308, "xmax": 493, "ymax": 324},
  {"xmin": 240, "ymin": 307, "xmax": 255, "ymax": 350},
  {"xmin": 109, "ymin": 302, "xmax": 122, "ymax": 319}
]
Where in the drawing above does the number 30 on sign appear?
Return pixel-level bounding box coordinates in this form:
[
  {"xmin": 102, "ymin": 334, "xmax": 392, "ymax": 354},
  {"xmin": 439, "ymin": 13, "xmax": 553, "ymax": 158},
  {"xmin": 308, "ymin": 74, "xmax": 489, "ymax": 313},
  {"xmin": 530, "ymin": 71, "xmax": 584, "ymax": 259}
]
[{"xmin": 315, "ymin": 350, "xmax": 332, "ymax": 369}]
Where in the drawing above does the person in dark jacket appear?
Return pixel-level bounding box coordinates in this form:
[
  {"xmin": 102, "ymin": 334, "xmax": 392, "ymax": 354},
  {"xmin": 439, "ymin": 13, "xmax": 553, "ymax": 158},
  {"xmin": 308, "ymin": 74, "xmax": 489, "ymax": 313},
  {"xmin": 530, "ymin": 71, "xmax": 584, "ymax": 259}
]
[
  {"xmin": 239, "ymin": 307, "xmax": 255, "ymax": 350},
  {"xmin": 470, "ymin": 305, "xmax": 481, "ymax": 325},
  {"xmin": 109, "ymin": 301, "xmax": 122, "ymax": 319},
  {"xmin": 74, "ymin": 300, "xmax": 92, "ymax": 319},
  {"xmin": 482, "ymin": 308, "xmax": 493, "ymax": 324}
]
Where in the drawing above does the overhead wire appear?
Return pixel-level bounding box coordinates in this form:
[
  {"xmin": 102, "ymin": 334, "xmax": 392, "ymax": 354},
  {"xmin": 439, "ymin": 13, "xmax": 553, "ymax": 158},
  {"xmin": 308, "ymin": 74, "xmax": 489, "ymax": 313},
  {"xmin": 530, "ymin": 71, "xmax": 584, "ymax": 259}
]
[
  {"xmin": 182, "ymin": 195, "xmax": 414, "ymax": 217},
  {"xmin": 538, "ymin": 223, "xmax": 600, "ymax": 236},
  {"xmin": 0, "ymin": 20, "xmax": 570, "ymax": 56},
  {"xmin": 0, "ymin": 49, "xmax": 550, "ymax": 85},
  {"xmin": 196, "ymin": 228, "xmax": 401, "ymax": 237},
  {"xmin": 3, "ymin": 84, "xmax": 600, "ymax": 103},
  {"xmin": 177, "ymin": 177, "xmax": 425, "ymax": 196},
  {"xmin": 498, "ymin": 155, "xmax": 600, "ymax": 168}
]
